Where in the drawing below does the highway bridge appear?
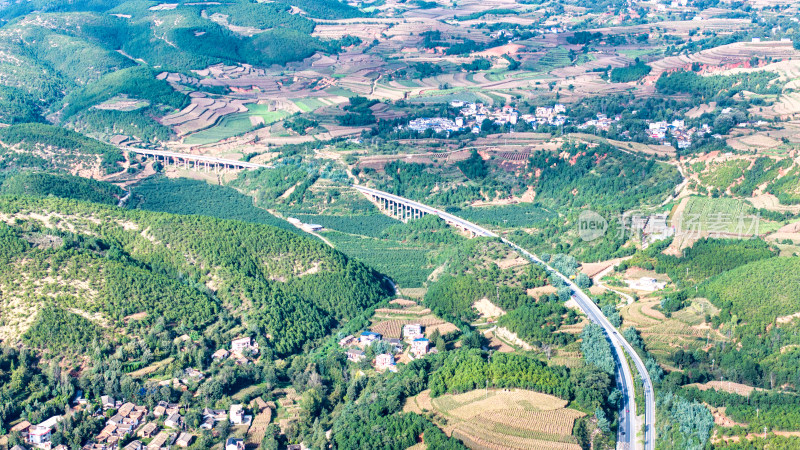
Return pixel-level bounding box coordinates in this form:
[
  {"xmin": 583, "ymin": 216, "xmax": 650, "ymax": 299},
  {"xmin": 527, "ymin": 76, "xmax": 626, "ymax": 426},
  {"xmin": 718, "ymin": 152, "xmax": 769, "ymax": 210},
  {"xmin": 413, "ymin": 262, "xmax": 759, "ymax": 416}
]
[
  {"xmin": 353, "ymin": 185, "xmax": 496, "ymax": 237},
  {"xmin": 125, "ymin": 148, "xmax": 270, "ymax": 171},
  {"xmin": 354, "ymin": 184, "xmax": 655, "ymax": 450}
]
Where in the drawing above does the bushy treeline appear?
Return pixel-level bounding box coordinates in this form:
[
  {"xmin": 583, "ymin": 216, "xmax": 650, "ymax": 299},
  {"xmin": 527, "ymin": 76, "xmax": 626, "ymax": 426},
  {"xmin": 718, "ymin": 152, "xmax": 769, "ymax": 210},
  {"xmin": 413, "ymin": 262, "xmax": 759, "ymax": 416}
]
[
  {"xmin": 656, "ymin": 70, "xmax": 781, "ymax": 100},
  {"xmin": 609, "ymin": 60, "xmax": 651, "ymax": 83},
  {"xmin": 132, "ymin": 176, "xmax": 294, "ymax": 231},
  {"xmin": 656, "ymin": 392, "xmax": 714, "ymax": 450},
  {"xmin": 332, "ymin": 348, "xmax": 614, "ymax": 449},
  {"xmin": 61, "ymin": 66, "xmax": 187, "ymax": 119},
  {"xmin": 682, "ymin": 387, "xmax": 800, "ymax": 432}
]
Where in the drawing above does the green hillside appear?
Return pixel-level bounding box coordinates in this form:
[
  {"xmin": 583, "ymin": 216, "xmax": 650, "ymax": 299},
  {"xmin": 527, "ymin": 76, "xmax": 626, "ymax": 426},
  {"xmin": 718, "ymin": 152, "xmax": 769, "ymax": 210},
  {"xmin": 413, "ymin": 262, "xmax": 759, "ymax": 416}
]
[
  {"xmin": 0, "ymin": 172, "xmax": 124, "ymax": 205},
  {"xmin": 0, "ymin": 195, "xmax": 392, "ymax": 356},
  {"xmin": 702, "ymin": 256, "xmax": 800, "ymax": 330},
  {"xmin": 0, "ymin": 123, "xmax": 124, "ymax": 174}
]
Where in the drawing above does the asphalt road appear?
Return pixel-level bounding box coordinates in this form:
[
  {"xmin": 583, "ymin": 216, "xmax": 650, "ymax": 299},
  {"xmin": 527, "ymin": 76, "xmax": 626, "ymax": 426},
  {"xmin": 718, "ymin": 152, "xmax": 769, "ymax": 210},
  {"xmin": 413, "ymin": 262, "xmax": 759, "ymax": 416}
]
[{"xmin": 352, "ymin": 185, "xmax": 655, "ymax": 450}]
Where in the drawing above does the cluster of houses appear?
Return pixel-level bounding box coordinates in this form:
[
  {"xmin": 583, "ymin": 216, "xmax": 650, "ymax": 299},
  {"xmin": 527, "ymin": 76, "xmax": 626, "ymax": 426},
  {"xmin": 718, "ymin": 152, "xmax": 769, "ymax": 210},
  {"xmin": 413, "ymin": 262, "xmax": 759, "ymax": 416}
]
[
  {"xmin": 646, "ymin": 119, "xmax": 700, "ymax": 149},
  {"xmin": 578, "ymin": 112, "xmax": 622, "ymax": 131},
  {"xmin": 403, "ymin": 102, "xmax": 571, "ymax": 136},
  {"xmin": 339, "ymin": 323, "xmax": 435, "ymax": 372},
  {"xmin": 520, "ymin": 104, "xmax": 568, "ymax": 127}
]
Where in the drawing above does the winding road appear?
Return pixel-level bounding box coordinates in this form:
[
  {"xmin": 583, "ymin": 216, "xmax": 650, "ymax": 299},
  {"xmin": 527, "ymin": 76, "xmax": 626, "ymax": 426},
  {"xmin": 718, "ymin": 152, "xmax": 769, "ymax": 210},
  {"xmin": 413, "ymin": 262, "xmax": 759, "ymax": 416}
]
[{"xmin": 354, "ymin": 185, "xmax": 655, "ymax": 450}]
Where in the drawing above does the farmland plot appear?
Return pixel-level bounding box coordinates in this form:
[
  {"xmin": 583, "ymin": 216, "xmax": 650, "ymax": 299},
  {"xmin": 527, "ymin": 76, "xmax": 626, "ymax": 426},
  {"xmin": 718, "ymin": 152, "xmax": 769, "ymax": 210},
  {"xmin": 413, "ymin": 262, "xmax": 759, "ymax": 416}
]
[{"xmin": 405, "ymin": 388, "xmax": 584, "ymax": 450}]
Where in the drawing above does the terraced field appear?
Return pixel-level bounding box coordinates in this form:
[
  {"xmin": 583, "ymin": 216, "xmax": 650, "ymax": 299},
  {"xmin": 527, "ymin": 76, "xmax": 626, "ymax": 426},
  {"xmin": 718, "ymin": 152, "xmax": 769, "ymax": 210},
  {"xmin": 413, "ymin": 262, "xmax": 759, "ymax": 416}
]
[
  {"xmin": 620, "ymin": 299, "xmax": 722, "ymax": 360},
  {"xmin": 404, "ymin": 389, "xmax": 584, "ymax": 450}
]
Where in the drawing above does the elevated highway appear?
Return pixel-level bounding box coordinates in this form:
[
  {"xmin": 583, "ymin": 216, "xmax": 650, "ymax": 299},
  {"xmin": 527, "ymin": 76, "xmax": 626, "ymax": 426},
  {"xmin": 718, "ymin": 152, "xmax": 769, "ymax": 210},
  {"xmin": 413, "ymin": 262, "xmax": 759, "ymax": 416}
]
[
  {"xmin": 123, "ymin": 147, "xmax": 270, "ymax": 171},
  {"xmin": 354, "ymin": 184, "xmax": 655, "ymax": 450}
]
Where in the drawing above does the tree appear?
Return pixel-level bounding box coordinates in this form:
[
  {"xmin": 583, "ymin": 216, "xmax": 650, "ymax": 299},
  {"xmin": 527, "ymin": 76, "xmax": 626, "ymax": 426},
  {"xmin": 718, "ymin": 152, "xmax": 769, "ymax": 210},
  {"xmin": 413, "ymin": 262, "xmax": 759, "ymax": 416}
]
[{"xmin": 580, "ymin": 324, "xmax": 615, "ymax": 375}]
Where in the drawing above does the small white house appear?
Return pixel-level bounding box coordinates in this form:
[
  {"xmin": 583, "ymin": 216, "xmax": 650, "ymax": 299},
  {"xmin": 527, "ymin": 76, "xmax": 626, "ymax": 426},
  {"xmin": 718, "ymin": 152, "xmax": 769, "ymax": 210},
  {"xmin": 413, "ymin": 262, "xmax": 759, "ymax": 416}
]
[
  {"xmin": 231, "ymin": 337, "xmax": 259, "ymax": 355},
  {"xmin": 359, "ymin": 331, "xmax": 382, "ymax": 345},
  {"xmin": 230, "ymin": 404, "xmax": 244, "ymax": 425},
  {"xmin": 411, "ymin": 338, "xmax": 430, "ymax": 357},
  {"xmin": 164, "ymin": 413, "xmax": 182, "ymax": 429},
  {"xmin": 375, "ymin": 353, "xmax": 396, "ymax": 371},
  {"xmin": 402, "ymin": 324, "xmax": 422, "ymax": 339}
]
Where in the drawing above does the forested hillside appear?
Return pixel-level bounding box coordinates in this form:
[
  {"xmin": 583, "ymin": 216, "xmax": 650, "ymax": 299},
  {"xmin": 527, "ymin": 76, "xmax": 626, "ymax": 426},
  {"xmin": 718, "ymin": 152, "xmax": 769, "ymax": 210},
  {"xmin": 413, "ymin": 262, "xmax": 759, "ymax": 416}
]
[
  {"xmin": 0, "ymin": 123, "xmax": 124, "ymax": 174},
  {"xmin": 0, "ymin": 195, "xmax": 392, "ymax": 356}
]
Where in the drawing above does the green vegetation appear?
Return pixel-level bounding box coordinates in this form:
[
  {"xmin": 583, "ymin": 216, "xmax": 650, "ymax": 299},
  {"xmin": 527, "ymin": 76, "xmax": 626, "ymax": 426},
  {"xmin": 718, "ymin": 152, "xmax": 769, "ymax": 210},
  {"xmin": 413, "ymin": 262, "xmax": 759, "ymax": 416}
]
[
  {"xmin": 454, "ymin": 204, "xmax": 557, "ymax": 228},
  {"xmin": 131, "ymin": 176, "xmax": 294, "ymax": 231},
  {"xmin": 656, "ymin": 70, "xmax": 781, "ymax": 100},
  {"xmin": 656, "ymin": 392, "xmax": 714, "ymax": 449},
  {"xmin": 767, "ymin": 166, "xmax": 800, "ymax": 204},
  {"xmin": 609, "ymin": 60, "xmax": 651, "ymax": 83},
  {"xmin": 1, "ymin": 172, "xmax": 124, "ymax": 205},
  {"xmin": 22, "ymin": 305, "xmax": 104, "ymax": 355},
  {"xmin": 428, "ymin": 350, "xmax": 570, "ymax": 398},
  {"xmin": 292, "ymin": 214, "xmax": 400, "ymax": 238},
  {"xmin": 454, "ymin": 8, "xmax": 519, "ymax": 21},
  {"xmin": 731, "ymin": 157, "xmax": 790, "ymax": 197},
  {"xmin": 683, "ymin": 387, "xmax": 800, "ymax": 432},
  {"xmin": 61, "ymin": 66, "xmax": 187, "ymax": 119},
  {"xmin": 698, "ymin": 159, "xmax": 749, "ymax": 191},
  {"xmin": 679, "ymin": 196, "xmax": 764, "ymax": 235},
  {"xmin": 701, "ymin": 256, "xmax": 800, "ymax": 331},
  {"xmin": 621, "ymin": 238, "xmax": 776, "ymax": 287},
  {"xmin": 0, "ymin": 86, "xmax": 44, "ymax": 124},
  {"xmin": 324, "ymin": 230, "xmax": 435, "ymax": 287},
  {"xmin": 0, "ymin": 123, "xmax": 124, "ymax": 174},
  {"xmin": 580, "ymin": 323, "xmax": 615, "ymax": 375},
  {"xmin": 0, "ymin": 195, "xmax": 392, "ymax": 356}
]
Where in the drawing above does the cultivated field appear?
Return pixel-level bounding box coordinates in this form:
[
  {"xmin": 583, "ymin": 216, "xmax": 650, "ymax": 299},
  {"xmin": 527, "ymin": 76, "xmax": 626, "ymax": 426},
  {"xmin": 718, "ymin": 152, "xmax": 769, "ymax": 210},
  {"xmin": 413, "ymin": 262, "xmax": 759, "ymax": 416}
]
[{"xmin": 404, "ymin": 389, "xmax": 584, "ymax": 450}]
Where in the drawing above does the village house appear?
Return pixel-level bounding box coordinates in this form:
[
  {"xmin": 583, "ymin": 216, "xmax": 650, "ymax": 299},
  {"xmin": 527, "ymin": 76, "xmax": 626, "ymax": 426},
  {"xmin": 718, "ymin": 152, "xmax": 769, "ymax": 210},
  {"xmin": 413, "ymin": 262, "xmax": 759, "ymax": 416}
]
[
  {"xmin": 230, "ymin": 404, "xmax": 244, "ymax": 425},
  {"xmin": 211, "ymin": 348, "xmax": 229, "ymax": 360},
  {"xmin": 231, "ymin": 336, "xmax": 259, "ymax": 355},
  {"xmin": 385, "ymin": 338, "xmax": 404, "ymax": 353},
  {"xmin": 175, "ymin": 432, "xmax": 194, "ymax": 447},
  {"xmin": 28, "ymin": 415, "xmax": 62, "ymax": 448},
  {"xmin": 137, "ymin": 422, "xmax": 159, "ymax": 439},
  {"xmin": 10, "ymin": 420, "xmax": 31, "ymax": 439},
  {"xmin": 338, "ymin": 335, "xmax": 356, "ymax": 347},
  {"xmin": 72, "ymin": 390, "xmax": 87, "ymax": 406},
  {"xmin": 147, "ymin": 431, "xmax": 171, "ymax": 450},
  {"xmin": 164, "ymin": 412, "xmax": 183, "ymax": 429},
  {"xmin": 101, "ymin": 395, "xmax": 115, "ymax": 410},
  {"xmin": 402, "ymin": 324, "xmax": 422, "ymax": 339},
  {"xmin": 123, "ymin": 441, "xmax": 144, "ymax": 450},
  {"xmin": 360, "ymin": 331, "xmax": 382, "ymax": 345},
  {"xmin": 226, "ymin": 437, "xmax": 245, "ymax": 450},
  {"xmin": 375, "ymin": 353, "xmax": 397, "ymax": 371},
  {"xmin": 346, "ymin": 348, "xmax": 365, "ymax": 362},
  {"xmin": 411, "ymin": 338, "xmax": 430, "ymax": 357}
]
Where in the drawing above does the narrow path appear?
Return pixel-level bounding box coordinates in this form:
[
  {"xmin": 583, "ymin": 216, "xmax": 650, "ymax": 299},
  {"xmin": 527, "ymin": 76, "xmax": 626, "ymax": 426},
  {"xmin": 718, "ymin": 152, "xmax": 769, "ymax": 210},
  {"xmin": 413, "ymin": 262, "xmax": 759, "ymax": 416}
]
[{"xmin": 594, "ymin": 263, "xmax": 635, "ymax": 305}]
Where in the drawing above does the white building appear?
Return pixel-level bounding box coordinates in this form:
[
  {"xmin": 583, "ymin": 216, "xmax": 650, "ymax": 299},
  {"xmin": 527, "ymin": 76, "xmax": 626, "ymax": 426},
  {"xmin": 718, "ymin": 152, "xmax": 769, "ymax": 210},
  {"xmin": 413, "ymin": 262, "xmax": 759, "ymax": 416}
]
[
  {"xmin": 403, "ymin": 324, "xmax": 422, "ymax": 339},
  {"xmin": 230, "ymin": 404, "xmax": 244, "ymax": 425},
  {"xmin": 231, "ymin": 337, "xmax": 259, "ymax": 355}
]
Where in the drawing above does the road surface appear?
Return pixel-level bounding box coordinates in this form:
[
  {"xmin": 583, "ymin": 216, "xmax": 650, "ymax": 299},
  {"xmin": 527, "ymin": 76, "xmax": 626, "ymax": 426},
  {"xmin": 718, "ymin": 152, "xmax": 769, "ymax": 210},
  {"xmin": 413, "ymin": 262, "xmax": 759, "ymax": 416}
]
[{"xmin": 354, "ymin": 185, "xmax": 655, "ymax": 450}]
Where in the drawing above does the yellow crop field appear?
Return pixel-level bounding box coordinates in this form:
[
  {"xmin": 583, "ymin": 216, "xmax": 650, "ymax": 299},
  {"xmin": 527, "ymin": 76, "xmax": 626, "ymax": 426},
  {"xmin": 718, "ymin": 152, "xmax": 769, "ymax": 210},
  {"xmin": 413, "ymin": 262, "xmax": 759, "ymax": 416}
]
[{"xmin": 405, "ymin": 389, "xmax": 584, "ymax": 450}]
